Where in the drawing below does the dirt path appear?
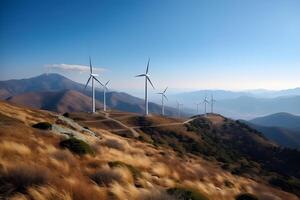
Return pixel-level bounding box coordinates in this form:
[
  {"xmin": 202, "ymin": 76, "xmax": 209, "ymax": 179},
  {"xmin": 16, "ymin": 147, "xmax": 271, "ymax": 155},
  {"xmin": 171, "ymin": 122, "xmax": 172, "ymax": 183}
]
[
  {"xmin": 76, "ymin": 111, "xmax": 198, "ymax": 137},
  {"xmin": 105, "ymin": 115, "xmax": 198, "ymax": 134}
]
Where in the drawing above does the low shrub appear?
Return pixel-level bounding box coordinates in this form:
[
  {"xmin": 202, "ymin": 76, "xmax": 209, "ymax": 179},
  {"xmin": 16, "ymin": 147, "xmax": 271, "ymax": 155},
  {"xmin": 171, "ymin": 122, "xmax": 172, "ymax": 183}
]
[
  {"xmin": 235, "ymin": 193, "xmax": 258, "ymax": 200},
  {"xmin": 89, "ymin": 169, "xmax": 122, "ymax": 186},
  {"xmin": 63, "ymin": 112, "xmax": 70, "ymax": 117},
  {"xmin": 224, "ymin": 180, "xmax": 234, "ymax": 188},
  {"xmin": 59, "ymin": 137, "xmax": 94, "ymax": 156},
  {"xmin": 108, "ymin": 161, "xmax": 141, "ymax": 179},
  {"xmin": 167, "ymin": 187, "xmax": 209, "ymax": 200},
  {"xmin": 32, "ymin": 122, "xmax": 52, "ymax": 130}
]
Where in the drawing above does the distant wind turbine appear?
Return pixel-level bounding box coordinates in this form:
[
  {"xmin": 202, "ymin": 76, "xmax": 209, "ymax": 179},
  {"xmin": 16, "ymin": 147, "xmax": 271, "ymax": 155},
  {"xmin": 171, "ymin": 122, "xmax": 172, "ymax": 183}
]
[
  {"xmin": 135, "ymin": 58, "xmax": 155, "ymax": 116},
  {"xmin": 203, "ymin": 96, "xmax": 209, "ymax": 116},
  {"xmin": 157, "ymin": 87, "xmax": 168, "ymax": 116},
  {"xmin": 102, "ymin": 80, "xmax": 110, "ymax": 112},
  {"xmin": 195, "ymin": 102, "xmax": 201, "ymax": 114},
  {"xmin": 210, "ymin": 94, "xmax": 216, "ymax": 114},
  {"xmin": 84, "ymin": 57, "xmax": 103, "ymax": 113},
  {"xmin": 176, "ymin": 101, "xmax": 183, "ymax": 118}
]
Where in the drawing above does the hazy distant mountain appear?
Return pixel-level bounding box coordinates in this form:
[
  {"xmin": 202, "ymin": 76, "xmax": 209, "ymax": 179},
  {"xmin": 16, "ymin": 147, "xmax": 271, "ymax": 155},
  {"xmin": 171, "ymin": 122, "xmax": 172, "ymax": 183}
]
[
  {"xmin": 250, "ymin": 112, "xmax": 300, "ymax": 131},
  {"xmin": 1, "ymin": 73, "xmax": 178, "ymax": 116},
  {"xmin": 170, "ymin": 90, "xmax": 300, "ymax": 119},
  {"xmin": 242, "ymin": 120, "xmax": 300, "ymax": 149},
  {"xmin": 170, "ymin": 90, "xmax": 251, "ymax": 101},
  {"xmin": 172, "ymin": 88, "xmax": 300, "ymax": 101},
  {"xmin": 247, "ymin": 88, "xmax": 300, "ymax": 98},
  {"xmin": 217, "ymin": 96, "xmax": 300, "ymax": 119}
]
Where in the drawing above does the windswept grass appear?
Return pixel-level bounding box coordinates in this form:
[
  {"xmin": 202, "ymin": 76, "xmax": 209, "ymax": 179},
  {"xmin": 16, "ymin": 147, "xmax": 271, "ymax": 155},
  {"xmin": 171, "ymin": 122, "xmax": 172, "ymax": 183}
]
[
  {"xmin": 0, "ymin": 164, "xmax": 49, "ymax": 198},
  {"xmin": 108, "ymin": 161, "xmax": 141, "ymax": 180},
  {"xmin": 89, "ymin": 169, "xmax": 122, "ymax": 186}
]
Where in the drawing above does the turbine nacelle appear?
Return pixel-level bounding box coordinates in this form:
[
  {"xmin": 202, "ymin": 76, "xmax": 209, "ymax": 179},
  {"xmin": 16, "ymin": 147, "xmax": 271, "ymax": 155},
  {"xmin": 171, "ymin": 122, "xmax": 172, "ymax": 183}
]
[{"xmin": 91, "ymin": 73, "xmax": 99, "ymax": 77}]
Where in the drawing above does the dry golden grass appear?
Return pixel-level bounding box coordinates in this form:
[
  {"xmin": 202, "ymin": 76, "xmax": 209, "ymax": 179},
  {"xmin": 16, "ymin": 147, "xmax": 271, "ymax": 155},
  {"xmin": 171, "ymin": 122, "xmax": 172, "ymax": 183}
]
[
  {"xmin": 0, "ymin": 141, "xmax": 31, "ymax": 158},
  {"xmin": 0, "ymin": 102, "xmax": 299, "ymax": 200}
]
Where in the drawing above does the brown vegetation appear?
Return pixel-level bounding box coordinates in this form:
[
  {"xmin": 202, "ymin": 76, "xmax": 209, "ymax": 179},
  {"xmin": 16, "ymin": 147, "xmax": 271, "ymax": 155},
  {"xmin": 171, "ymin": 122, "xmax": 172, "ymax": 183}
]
[{"xmin": 0, "ymin": 101, "xmax": 298, "ymax": 200}]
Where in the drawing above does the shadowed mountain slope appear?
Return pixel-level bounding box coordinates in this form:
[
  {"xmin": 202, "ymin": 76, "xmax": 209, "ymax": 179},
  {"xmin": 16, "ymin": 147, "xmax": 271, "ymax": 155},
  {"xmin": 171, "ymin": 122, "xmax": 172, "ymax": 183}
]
[{"xmin": 242, "ymin": 120, "xmax": 300, "ymax": 149}]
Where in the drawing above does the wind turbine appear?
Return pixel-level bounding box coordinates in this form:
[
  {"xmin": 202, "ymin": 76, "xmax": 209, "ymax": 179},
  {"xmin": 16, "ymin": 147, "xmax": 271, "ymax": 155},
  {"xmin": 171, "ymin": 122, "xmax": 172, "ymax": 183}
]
[
  {"xmin": 203, "ymin": 96, "xmax": 209, "ymax": 116},
  {"xmin": 210, "ymin": 94, "xmax": 216, "ymax": 114},
  {"xmin": 102, "ymin": 80, "xmax": 110, "ymax": 112},
  {"xmin": 176, "ymin": 101, "xmax": 183, "ymax": 118},
  {"xmin": 157, "ymin": 87, "xmax": 168, "ymax": 116},
  {"xmin": 135, "ymin": 58, "xmax": 155, "ymax": 116},
  {"xmin": 84, "ymin": 57, "xmax": 103, "ymax": 113},
  {"xmin": 195, "ymin": 102, "xmax": 201, "ymax": 114}
]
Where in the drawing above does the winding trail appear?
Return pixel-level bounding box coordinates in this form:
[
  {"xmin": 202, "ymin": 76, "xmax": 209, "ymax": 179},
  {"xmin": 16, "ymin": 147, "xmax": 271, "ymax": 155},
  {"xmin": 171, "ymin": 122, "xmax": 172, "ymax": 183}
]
[{"xmin": 88, "ymin": 112, "xmax": 198, "ymax": 136}]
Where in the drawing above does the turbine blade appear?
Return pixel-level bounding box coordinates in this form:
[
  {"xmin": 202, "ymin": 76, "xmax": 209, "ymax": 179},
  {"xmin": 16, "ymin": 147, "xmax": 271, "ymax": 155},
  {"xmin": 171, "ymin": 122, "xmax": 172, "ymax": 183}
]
[
  {"xmin": 147, "ymin": 77, "xmax": 155, "ymax": 89},
  {"xmin": 89, "ymin": 56, "xmax": 92, "ymax": 74},
  {"xmin": 163, "ymin": 87, "xmax": 168, "ymax": 93},
  {"xmin": 135, "ymin": 74, "xmax": 146, "ymax": 77},
  {"xmin": 105, "ymin": 80, "xmax": 110, "ymax": 86},
  {"xmin": 94, "ymin": 77, "xmax": 104, "ymax": 86},
  {"xmin": 163, "ymin": 94, "xmax": 168, "ymax": 101},
  {"xmin": 85, "ymin": 76, "xmax": 92, "ymax": 89},
  {"xmin": 146, "ymin": 58, "xmax": 150, "ymax": 74}
]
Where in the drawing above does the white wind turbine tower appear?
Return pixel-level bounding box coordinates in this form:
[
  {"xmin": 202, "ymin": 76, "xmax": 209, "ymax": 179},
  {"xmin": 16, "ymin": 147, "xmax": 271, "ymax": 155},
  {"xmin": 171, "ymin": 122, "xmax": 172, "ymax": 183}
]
[
  {"xmin": 210, "ymin": 94, "xmax": 216, "ymax": 114},
  {"xmin": 176, "ymin": 101, "xmax": 183, "ymax": 118},
  {"xmin": 102, "ymin": 80, "xmax": 110, "ymax": 112},
  {"xmin": 203, "ymin": 96, "xmax": 209, "ymax": 116},
  {"xmin": 195, "ymin": 102, "xmax": 201, "ymax": 114},
  {"xmin": 157, "ymin": 87, "xmax": 168, "ymax": 116},
  {"xmin": 84, "ymin": 57, "xmax": 103, "ymax": 113},
  {"xmin": 135, "ymin": 58, "xmax": 155, "ymax": 116}
]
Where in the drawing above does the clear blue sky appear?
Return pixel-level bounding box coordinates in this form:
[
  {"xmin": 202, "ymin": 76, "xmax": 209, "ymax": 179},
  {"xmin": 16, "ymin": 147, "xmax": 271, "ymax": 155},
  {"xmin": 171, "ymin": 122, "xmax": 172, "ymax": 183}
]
[{"xmin": 0, "ymin": 0, "xmax": 300, "ymax": 94}]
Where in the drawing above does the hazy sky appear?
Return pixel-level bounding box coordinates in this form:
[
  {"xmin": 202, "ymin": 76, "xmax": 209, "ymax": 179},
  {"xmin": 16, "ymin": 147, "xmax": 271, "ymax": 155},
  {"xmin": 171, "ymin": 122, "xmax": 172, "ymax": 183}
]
[{"xmin": 1, "ymin": 0, "xmax": 300, "ymax": 94}]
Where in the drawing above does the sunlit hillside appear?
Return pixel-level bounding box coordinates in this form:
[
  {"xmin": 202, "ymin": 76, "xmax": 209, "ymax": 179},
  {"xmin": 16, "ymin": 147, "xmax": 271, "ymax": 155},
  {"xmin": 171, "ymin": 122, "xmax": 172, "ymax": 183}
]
[{"xmin": 0, "ymin": 101, "xmax": 298, "ymax": 200}]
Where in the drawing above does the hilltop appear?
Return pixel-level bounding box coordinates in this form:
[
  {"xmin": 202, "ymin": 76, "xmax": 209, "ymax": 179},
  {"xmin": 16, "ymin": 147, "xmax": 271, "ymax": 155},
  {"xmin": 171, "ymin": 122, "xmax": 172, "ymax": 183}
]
[{"xmin": 1, "ymin": 101, "xmax": 298, "ymax": 199}]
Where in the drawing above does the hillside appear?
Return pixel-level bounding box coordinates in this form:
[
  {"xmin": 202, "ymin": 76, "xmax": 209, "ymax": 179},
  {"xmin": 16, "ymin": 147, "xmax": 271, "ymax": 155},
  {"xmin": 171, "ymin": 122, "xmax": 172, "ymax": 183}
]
[
  {"xmin": 69, "ymin": 112, "xmax": 300, "ymax": 197},
  {"xmin": 0, "ymin": 74, "xmax": 178, "ymax": 116},
  {"xmin": 0, "ymin": 101, "xmax": 299, "ymax": 200}
]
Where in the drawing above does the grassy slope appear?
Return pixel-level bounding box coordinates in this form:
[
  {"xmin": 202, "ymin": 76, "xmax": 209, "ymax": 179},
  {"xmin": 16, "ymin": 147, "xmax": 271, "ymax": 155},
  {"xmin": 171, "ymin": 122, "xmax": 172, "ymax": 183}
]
[{"xmin": 0, "ymin": 101, "xmax": 298, "ymax": 200}]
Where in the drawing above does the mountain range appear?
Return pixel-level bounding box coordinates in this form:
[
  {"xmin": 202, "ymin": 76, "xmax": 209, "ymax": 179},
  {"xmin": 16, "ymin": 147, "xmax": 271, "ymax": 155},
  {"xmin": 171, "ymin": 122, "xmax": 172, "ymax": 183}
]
[
  {"xmin": 171, "ymin": 90, "xmax": 300, "ymax": 119},
  {"xmin": 241, "ymin": 113, "xmax": 300, "ymax": 149},
  {"xmin": 0, "ymin": 73, "xmax": 178, "ymax": 116}
]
